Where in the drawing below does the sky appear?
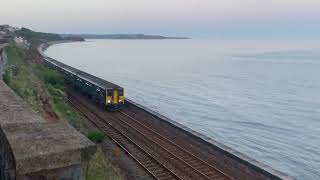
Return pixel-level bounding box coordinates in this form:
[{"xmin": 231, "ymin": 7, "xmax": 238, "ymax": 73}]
[{"xmin": 1, "ymin": 0, "xmax": 320, "ymax": 39}]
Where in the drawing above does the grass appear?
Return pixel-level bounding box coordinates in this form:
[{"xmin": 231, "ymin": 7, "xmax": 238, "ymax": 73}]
[
  {"xmin": 34, "ymin": 64, "xmax": 82, "ymax": 130},
  {"xmin": 4, "ymin": 43, "xmax": 45, "ymax": 112},
  {"xmin": 86, "ymin": 147, "xmax": 124, "ymax": 180},
  {"xmin": 4, "ymin": 43, "xmax": 81, "ymax": 128},
  {"xmin": 2, "ymin": 69, "xmax": 12, "ymax": 84},
  {"xmin": 87, "ymin": 130, "xmax": 105, "ymax": 143}
]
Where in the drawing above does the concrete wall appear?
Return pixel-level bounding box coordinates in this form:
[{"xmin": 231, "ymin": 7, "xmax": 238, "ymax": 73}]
[
  {"xmin": 0, "ymin": 45, "xmax": 13, "ymax": 179},
  {"xmin": 17, "ymin": 165, "xmax": 82, "ymax": 180},
  {"xmin": 0, "ymin": 127, "xmax": 16, "ymax": 180},
  {"xmin": 0, "ymin": 78, "xmax": 96, "ymax": 180},
  {"xmin": 0, "ymin": 44, "xmax": 8, "ymax": 75}
]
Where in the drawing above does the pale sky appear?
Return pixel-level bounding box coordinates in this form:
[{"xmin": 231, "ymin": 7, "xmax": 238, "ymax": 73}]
[{"xmin": 1, "ymin": 0, "xmax": 320, "ymax": 39}]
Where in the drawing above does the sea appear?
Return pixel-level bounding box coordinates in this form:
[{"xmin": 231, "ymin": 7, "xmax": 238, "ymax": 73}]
[{"xmin": 45, "ymin": 39, "xmax": 320, "ymax": 179}]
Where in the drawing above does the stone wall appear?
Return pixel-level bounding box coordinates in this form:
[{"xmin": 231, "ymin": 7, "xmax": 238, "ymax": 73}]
[
  {"xmin": 0, "ymin": 127, "xmax": 16, "ymax": 180},
  {"xmin": 0, "ymin": 79, "xmax": 96, "ymax": 180},
  {"xmin": 0, "ymin": 45, "xmax": 7, "ymax": 75},
  {"xmin": 0, "ymin": 46, "xmax": 13, "ymax": 179},
  {"xmin": 0, "ymin": 47, "xmax": 7, "ymax": 75}
]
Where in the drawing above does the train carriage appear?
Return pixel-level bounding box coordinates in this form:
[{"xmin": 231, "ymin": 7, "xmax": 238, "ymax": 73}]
[{"xmin": 43, "ymin": 57, "xmax": 124, "ymax": 111}]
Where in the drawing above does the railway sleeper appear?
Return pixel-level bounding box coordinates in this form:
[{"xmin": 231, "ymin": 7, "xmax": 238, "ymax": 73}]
[
  {"xmin": 141, "ymin": 160, "xmax": 152, "ymax": 165},
  {"xmin": 149, "ymin": 167, "xmax": 162, "ymax": 173},
  {"xmin": 214, "ymin": 177, "xmax": 227, "ymax": 180},
  {"xmin": 204, "ymin": 170, "xmax": 221, "ymax": 176},
  {"xmin": 189, "ymin": 161, "xmax": 203, "ymax": 168},
  {"xmin": 145, "ymin": 164, "xmax": 158, "ymax": 169},
  {"xmin": 166, "ymin": 147, "xmax": 177, "ymax": 152},
  {"xmin": 153, "ymin": 169, "xmax": 164, "ymax": 174},
  {"xmin": 142, "ymin": 162, "xmax": 153, "ymax": 167},
  {"xmin": 156, "ymin": 172, "xmax": 170, "ymax": 177}
]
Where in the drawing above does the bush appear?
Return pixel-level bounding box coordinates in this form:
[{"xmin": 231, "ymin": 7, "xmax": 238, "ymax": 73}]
[
  {"xmin": 2, "ymin": 70, "xmax": 12, "ymax": 84},
  {"xmin": 88, "ymin": 131, "xmax": 105, "ymax": 143},
  {"xmin": 85, "ymin": 148, "xmax": 123, "ymax": 180},
  {"xmin": 35, "ymin": 65, "xmax": 64, "ymax": 90},
  {"xmin": 43, "ymin": 70, "xmax": 64, "ymax": 88}
]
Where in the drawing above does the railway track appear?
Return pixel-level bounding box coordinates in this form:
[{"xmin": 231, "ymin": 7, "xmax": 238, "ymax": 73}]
[
  {"xmin": 68, "ymin": 92, "xmax": 233, "ymax": 180},
  {"xmin": 68, "ymin": 94, "xmax": 179, "ymax": 180},
  {"xmin": 111, "ymin": 111, "xmax": 233, "ymax": 180}
]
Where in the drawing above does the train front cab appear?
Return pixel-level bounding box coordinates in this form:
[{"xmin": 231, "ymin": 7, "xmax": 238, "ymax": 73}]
[{"xmin": 106, "ymin": 88, "xmax": 124, "ymax": 111}]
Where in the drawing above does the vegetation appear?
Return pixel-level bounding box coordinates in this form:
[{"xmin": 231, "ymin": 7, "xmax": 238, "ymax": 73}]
[
  {"xmin": 88, "ymin": 130, "xmax": 105, "ymax": 143},
  {"xmin": 2, "ymin": 69, "xmax": 11, "ymax": 84},
  {"xmin": 36, "ymin": 65, "xmax": 64, "ymax": 89},
  {"xmin": 4, "ymin": 43, "xmax": 46, "ymax": 112},
  {"xmin": 35, "ymin": 65, "xmax": 83, "ymax": 129},
  {"xmin": 86, "ymin": 147, "xmax": 123, "ymax": 180},
  {"xmin": 4, "ymin": 43, "xmax": 79, "ymax": 127},
  {"xmin": 16, "ymin": 27, "xmax": 63, "ymax": 45}
]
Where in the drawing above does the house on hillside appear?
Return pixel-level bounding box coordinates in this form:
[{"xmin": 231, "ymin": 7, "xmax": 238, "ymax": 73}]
[{"xmin": 0, "ymin": 25, "xmax": 16, "ymax": 34}]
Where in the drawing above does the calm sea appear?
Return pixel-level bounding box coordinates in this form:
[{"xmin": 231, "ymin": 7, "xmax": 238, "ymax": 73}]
[{"xmin": 45, "ymin": 39, "xmax": 320, "ymax": 179}]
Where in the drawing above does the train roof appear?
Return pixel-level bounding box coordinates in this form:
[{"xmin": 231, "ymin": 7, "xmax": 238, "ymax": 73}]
[{"xmin": 45, "ymin": 57, "xmax": 122, "ymax": 89}]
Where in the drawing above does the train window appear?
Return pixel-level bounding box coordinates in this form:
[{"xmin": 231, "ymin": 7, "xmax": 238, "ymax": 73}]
[
  {"xmin": 118, "ymin": 89, "xmax": 123, "ymax": 96},
  {"xmin": 107, "ymin": 90, "xmax": 112, "ymax": 96}
]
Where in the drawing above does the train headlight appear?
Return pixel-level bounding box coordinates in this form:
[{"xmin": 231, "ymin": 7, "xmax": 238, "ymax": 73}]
[{"xmin": 107, "ymin": 100, "xmax": 111, "ymax": 103}]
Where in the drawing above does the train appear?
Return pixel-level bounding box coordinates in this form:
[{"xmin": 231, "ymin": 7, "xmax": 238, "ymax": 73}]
[{"xmin": 42, "ymin": 55, "xmax": 125, "ymax": 111}]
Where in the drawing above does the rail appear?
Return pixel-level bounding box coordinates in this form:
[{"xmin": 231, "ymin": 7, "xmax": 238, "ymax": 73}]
[
  {"xmin": 117, "ymin": 110, "xmax": 234, "ymax": 180},
  {"xmin": 67, "ymin": 92, "xmax": 181, "ymax": 180},
  {"xmin": 68, "ymin": 90, "xmax": 233, "ymax": 180}
]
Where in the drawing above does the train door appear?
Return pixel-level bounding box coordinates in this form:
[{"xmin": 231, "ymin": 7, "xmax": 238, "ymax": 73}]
[
  {"xmin": 113, "ymin": 89, "xmax": 118, "ymax": 105},
  {"xmin": 118, "ymin": 89, "xmax": 124, "ymax": 104},
  {"xmin": 106, "ymin": 89, "xmax": 112, "ymax": 105}
]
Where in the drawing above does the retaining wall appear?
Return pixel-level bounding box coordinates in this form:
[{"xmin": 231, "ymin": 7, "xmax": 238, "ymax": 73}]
[
  {"xmin": 0, "ymin": 126, "xmax": 15, "ymax": 179},
  {"xmin": 0, "ymin": 44, "xmax": 8, "ymax": 75},
  {"xmin": 0, "ymin": 78, "xmax": 96, "ymax": 179}
]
